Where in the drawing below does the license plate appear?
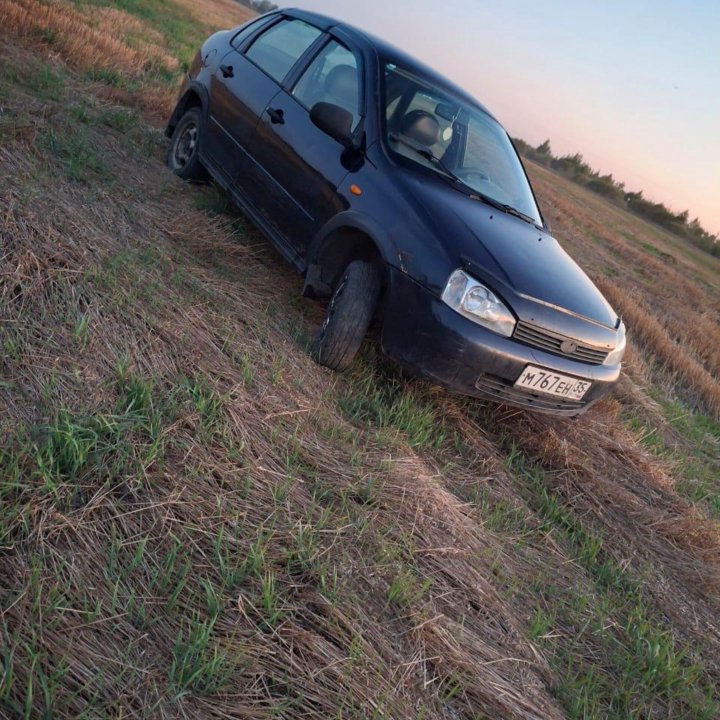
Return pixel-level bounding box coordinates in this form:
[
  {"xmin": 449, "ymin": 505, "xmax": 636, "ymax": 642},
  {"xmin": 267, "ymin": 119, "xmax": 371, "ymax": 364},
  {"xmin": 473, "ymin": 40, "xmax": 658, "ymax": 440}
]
[{"xmin": 514, "ymin": 365, "xmax": 591, "ymax": 401}]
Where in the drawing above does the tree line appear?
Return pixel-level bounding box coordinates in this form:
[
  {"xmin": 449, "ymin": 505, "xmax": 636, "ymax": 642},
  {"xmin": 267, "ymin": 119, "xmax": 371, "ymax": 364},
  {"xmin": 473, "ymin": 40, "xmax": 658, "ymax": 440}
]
[
  {"xmin": 235, "ymin": 0, "xmax": 278, "ymax": 13},
  {"xmin": 513, "ymin": 138, "xmax": 719, "ymax": 258}
]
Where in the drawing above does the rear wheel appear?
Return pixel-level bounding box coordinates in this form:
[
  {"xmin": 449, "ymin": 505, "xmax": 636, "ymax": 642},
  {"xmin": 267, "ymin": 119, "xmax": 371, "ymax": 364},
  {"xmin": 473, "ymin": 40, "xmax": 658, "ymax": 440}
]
[
  {"xmin": 166, "ymin": 107, "xmax": 207, "ymax": 181},
  {"xmin": 312, "ymin": 260, "xmax": 381, "ymax": 371}
]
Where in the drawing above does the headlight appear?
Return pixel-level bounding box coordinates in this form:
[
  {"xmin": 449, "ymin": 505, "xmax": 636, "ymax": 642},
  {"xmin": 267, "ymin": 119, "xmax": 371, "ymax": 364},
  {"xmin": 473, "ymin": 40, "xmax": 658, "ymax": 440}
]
[
  {"xmin": 441, "ymin": 269, "xmax": 516, "ymax": 337},
  {"xmin": 603, "ymin": 322, "xmax": 626, "ymax": 365}
]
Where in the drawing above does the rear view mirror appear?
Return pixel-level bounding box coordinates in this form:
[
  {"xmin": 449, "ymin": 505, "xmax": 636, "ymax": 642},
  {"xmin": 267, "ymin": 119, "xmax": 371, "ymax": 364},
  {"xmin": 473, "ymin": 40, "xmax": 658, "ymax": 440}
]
[
  {"xmin": 310, "ymin": 102, "xmax": 353, "ymax": 146},
  {"xmin": 435, "ymin": 102, "xmax": 458, "ymax": 121}
]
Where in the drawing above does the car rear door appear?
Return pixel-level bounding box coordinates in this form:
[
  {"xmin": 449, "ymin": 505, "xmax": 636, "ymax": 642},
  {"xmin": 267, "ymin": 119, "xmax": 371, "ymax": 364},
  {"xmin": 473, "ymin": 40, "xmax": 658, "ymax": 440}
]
[
  {"xmin": 203, "ymin": 17, "xmax": 323, "ymax": 188},
  {"xmin": 246, "ymin": 35, "xmax": 364, "ymax": 255}
]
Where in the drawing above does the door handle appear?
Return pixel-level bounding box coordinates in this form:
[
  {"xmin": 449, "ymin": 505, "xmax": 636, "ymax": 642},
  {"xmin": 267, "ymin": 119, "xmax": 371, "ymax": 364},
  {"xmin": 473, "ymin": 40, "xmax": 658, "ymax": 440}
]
[
  {"xmin": 267, "ymin": 107, "xmax": 284, "ymax": 124},
  {"xmin": 219, "ymin": 64, "xmax": 234, "ymax": 78}
]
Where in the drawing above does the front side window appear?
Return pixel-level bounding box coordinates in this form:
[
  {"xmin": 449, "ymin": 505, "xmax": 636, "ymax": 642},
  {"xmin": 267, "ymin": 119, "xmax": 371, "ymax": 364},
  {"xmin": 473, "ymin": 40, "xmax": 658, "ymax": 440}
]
[
  {"xmin": 293, "ymin": 40, "xmax": 360, "ymax": 128},
  {"xmin": 383, "ymin": 64, "xmax": 542, "ymax": 226},
  {"xmin": 230, "ymin": 15, "xmax": 276, "ymax": 50},
  {"xmin": 245, "ymin": 19, "xmax": 322, "ymax": 83}
]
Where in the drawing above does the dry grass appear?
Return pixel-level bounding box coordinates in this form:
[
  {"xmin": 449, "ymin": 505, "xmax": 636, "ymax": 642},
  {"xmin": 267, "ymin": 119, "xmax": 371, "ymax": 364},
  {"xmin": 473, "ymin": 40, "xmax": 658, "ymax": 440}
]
[
  {"xmin": 595, "ymin": 279, "xmax": 720, "ymax": 420},
  {"xmin": 0, "ymin": 0, "xmax": 253, "ymax": 121},
  {"xmin": 1, "ymin": 2, "xmax": 719, "ymax": 718},
  {"xmin": 173, "ymin": 0, "xmax": 255, "ymax": 28},
  {"xmin": 0, "ymin": 0, "xmax": 176, "ymax": 76},
  {"xmin": 0, "ymin": 147, "xmax": 562, "ymax": 717}
]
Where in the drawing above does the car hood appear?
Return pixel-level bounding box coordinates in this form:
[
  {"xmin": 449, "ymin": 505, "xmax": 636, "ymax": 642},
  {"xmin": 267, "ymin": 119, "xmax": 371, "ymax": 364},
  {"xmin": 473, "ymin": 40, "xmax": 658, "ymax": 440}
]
[{"xmin": 409, "ymin": 177, "xmax": 618, "ymax": 329}]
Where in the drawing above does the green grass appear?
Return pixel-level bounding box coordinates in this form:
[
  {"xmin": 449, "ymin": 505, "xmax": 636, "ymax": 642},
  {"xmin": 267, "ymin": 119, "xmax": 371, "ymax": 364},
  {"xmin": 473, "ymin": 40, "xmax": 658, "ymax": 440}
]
[
  {"xmin": 339, "ymin": 351, "xmax": 447, "ymax": 449},
  {"xmin": 39, "ymin": 123, "xmax": 111, "ymax": 184},
  {"xmin": 0, "ymin": 357, "xmax": 252, "ymax": 713},
  {"xmin": 640, "ymin": 240, "xmax": 672, "ymax": 261},
  {"xmin": 0, "ymin": 370, "xmax": 165, "ymax": 541},
  {"xmin": 73, "ymin": 0, "xmax": 209, "ymax": 74},
  {"xmin": 168, "ymin": 616, "xmax": 242, "ymax": 697},
  {"xmin": 22, "ymin": 66, "xmax": 65, "ymax": 101},
  {"xmin": 97, "ymin": 106, "xmax": 139, "ymax": 132},
  {"xmin": 31, "ymin": 25, "xmax": 60, "ymax": 47},
  {"xmin": 180, "ymin": 373, "xmax": 227, "ymax": 439},
  {"xmin": 626, "ymin": 395, "xmax": 720, "ymax": 515},
  {"xmin": 503, "ymin": 446, "xmax": 718, "ymax": 719},
  {"xmin": 83, "ymin": 66, "xmax": 128, "ymax": 89},
  {"xmin": 386, "ymin": 568, "xmax": 432, "ymax": 610}
]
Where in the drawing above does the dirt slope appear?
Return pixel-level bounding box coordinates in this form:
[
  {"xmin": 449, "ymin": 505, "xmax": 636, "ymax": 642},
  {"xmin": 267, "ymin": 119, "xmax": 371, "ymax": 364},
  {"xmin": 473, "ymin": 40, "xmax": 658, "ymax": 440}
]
[{"xmin": 1, "ymin": 2, "xmax": 719, "ymax": 718}]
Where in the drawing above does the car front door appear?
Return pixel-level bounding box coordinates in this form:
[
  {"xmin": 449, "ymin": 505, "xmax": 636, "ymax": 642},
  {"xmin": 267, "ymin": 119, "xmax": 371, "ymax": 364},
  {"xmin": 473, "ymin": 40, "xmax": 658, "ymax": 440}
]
[
  {"xmin": 244, "ymin": 37, "xmax": 364, "ymax": 256},
  {"xmin": 203, "ymin": 17, "xmax": 323, "ymax": 188}
]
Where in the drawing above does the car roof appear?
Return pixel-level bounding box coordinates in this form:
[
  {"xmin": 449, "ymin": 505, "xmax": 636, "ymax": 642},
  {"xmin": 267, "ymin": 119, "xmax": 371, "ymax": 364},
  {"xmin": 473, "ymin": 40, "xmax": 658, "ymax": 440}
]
[{"xmin": 282, "ymin": 8, "xmax": 497, "ymax": 121}]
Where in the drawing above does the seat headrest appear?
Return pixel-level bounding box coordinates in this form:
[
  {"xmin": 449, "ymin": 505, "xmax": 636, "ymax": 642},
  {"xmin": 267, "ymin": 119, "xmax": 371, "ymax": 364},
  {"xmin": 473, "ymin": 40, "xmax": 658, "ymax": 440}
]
[
  {"xmin": 324, "ymin": 64, "xmax": 358, "ymax": 109},
  {"xmin": 399, "ymin": 110, "xmax": 440, "ymax": 147}
]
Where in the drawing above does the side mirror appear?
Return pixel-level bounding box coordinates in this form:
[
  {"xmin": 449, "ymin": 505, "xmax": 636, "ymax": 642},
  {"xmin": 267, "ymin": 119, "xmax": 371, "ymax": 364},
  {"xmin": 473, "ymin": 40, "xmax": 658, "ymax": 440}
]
[{"xmin": 310, "ymin": 102, "xmax": 353, "ymax": 146}]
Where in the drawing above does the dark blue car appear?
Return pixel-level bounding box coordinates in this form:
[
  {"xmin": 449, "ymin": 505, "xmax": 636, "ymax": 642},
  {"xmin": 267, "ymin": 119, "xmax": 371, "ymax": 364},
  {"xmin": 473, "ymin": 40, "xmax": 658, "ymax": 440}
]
[{"xmin": 165, "ymin": 8, "xmax": 626, "ymax": 416}]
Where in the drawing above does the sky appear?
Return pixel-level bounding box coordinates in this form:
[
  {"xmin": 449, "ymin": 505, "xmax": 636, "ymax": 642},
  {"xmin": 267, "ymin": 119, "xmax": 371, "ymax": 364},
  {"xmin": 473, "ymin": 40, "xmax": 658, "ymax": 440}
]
[{"xmin": 280, "ymin": 0, "xmax": 720, "ymax": 235}]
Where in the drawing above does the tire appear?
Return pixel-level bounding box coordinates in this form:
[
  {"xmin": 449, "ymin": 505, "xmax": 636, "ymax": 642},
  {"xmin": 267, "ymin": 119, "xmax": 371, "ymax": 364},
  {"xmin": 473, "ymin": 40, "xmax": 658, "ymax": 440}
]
[
  {"xmin": 312, "ymin": 260, "xmax": 381, "ymax": 371},
  {"xmin": 166, "ymin": 106, "xmax": 208, "ymax": 181}
]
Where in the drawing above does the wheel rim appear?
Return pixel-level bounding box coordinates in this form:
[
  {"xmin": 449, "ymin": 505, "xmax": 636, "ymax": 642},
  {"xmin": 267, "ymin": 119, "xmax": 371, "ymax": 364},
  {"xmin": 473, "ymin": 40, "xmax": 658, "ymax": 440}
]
[{"xmin": 172, "ymin": 121, "xmax": 198, "ymax": 169}]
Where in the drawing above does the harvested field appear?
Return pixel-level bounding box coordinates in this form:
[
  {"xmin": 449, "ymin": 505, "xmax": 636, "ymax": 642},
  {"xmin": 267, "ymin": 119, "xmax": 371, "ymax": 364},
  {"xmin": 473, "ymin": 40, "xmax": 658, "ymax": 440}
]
[{"xmin": 1, "ymin": 1, "xmax": 719, "ymax": 718}]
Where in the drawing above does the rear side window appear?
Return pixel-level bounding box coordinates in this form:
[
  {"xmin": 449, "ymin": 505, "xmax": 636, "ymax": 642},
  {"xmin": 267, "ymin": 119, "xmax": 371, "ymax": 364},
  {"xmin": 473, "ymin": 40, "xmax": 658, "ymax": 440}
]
[
  {"xmin": 292, "ymin": 41, "xmax": 360, "ymax": 128},
  {"xmin": 245, "ymin": 19, "xmax": 322, "ymax": 83}
]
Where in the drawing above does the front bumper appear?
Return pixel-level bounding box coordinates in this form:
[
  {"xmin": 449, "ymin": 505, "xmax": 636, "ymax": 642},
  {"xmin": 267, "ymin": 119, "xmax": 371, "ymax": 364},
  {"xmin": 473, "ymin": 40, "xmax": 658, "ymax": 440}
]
[{"xmin": 380, "ymin": 266, "xmax": 620, "ymax": 416}]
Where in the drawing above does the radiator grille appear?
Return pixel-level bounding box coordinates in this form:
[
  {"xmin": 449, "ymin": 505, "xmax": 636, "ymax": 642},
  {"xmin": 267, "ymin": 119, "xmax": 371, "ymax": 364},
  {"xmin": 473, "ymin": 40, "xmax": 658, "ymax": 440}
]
[{"xmin": 513, "ymin": 321, "xmax": 609, "ymax": 365}]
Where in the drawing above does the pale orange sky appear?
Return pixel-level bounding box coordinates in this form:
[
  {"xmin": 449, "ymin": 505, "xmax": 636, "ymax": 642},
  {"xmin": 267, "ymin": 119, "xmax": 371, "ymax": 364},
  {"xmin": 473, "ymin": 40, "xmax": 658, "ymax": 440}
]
[{"xmin": 285, "ymin": 0, "xmax": 720, "ymax": 236}]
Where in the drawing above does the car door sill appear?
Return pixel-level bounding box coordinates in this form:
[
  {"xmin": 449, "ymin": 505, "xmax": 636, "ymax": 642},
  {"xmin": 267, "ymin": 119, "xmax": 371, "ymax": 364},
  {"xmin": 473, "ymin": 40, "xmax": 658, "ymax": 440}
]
[{"xmin": 199, "ymin": 151, "xmax": 307, "ymax": 274}]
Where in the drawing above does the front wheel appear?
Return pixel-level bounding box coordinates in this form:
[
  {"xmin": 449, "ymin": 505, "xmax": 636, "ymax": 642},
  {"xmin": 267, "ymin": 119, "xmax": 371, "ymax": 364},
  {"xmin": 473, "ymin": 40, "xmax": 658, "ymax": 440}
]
[
  {"xmin": 312, "ymin": 260, "xmax": 381, "ymax": 371},
  {"xmin": 166, "ymin": 106, "xmax": 208, "ymax": 181}
]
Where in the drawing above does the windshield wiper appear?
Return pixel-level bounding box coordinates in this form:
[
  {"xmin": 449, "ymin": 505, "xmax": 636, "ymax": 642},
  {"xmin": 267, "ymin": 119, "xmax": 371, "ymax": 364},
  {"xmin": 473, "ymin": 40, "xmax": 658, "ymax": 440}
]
[
  {"xmin": 470, "ymin": 193, "xmax": 538, "ymax": 226},
  {"xmin": 498, "ymin": 203, "xmax": 537, "ymax": 225}
]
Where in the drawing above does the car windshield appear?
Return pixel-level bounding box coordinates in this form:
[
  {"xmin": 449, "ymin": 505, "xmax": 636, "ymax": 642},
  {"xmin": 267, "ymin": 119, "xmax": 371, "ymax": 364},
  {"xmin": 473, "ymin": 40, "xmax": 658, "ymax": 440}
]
[{"xmin": 383, "ymin": 64, "xmax": 542, "ymax": 226}]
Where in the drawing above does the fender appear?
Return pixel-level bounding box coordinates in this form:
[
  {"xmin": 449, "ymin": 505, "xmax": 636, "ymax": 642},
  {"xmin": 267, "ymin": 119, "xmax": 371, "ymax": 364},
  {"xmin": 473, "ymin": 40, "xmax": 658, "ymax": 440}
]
[
  {"xmin": 308, "ymin": 209, "xmax": 397, "ymax": 268},
  {"xmin": 165, "ymin": 80, "xmax": 211, "ymax": 137},
  {"xmin": 303, "ymin": 209, "xmax": 399, "ymax": 296}
]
